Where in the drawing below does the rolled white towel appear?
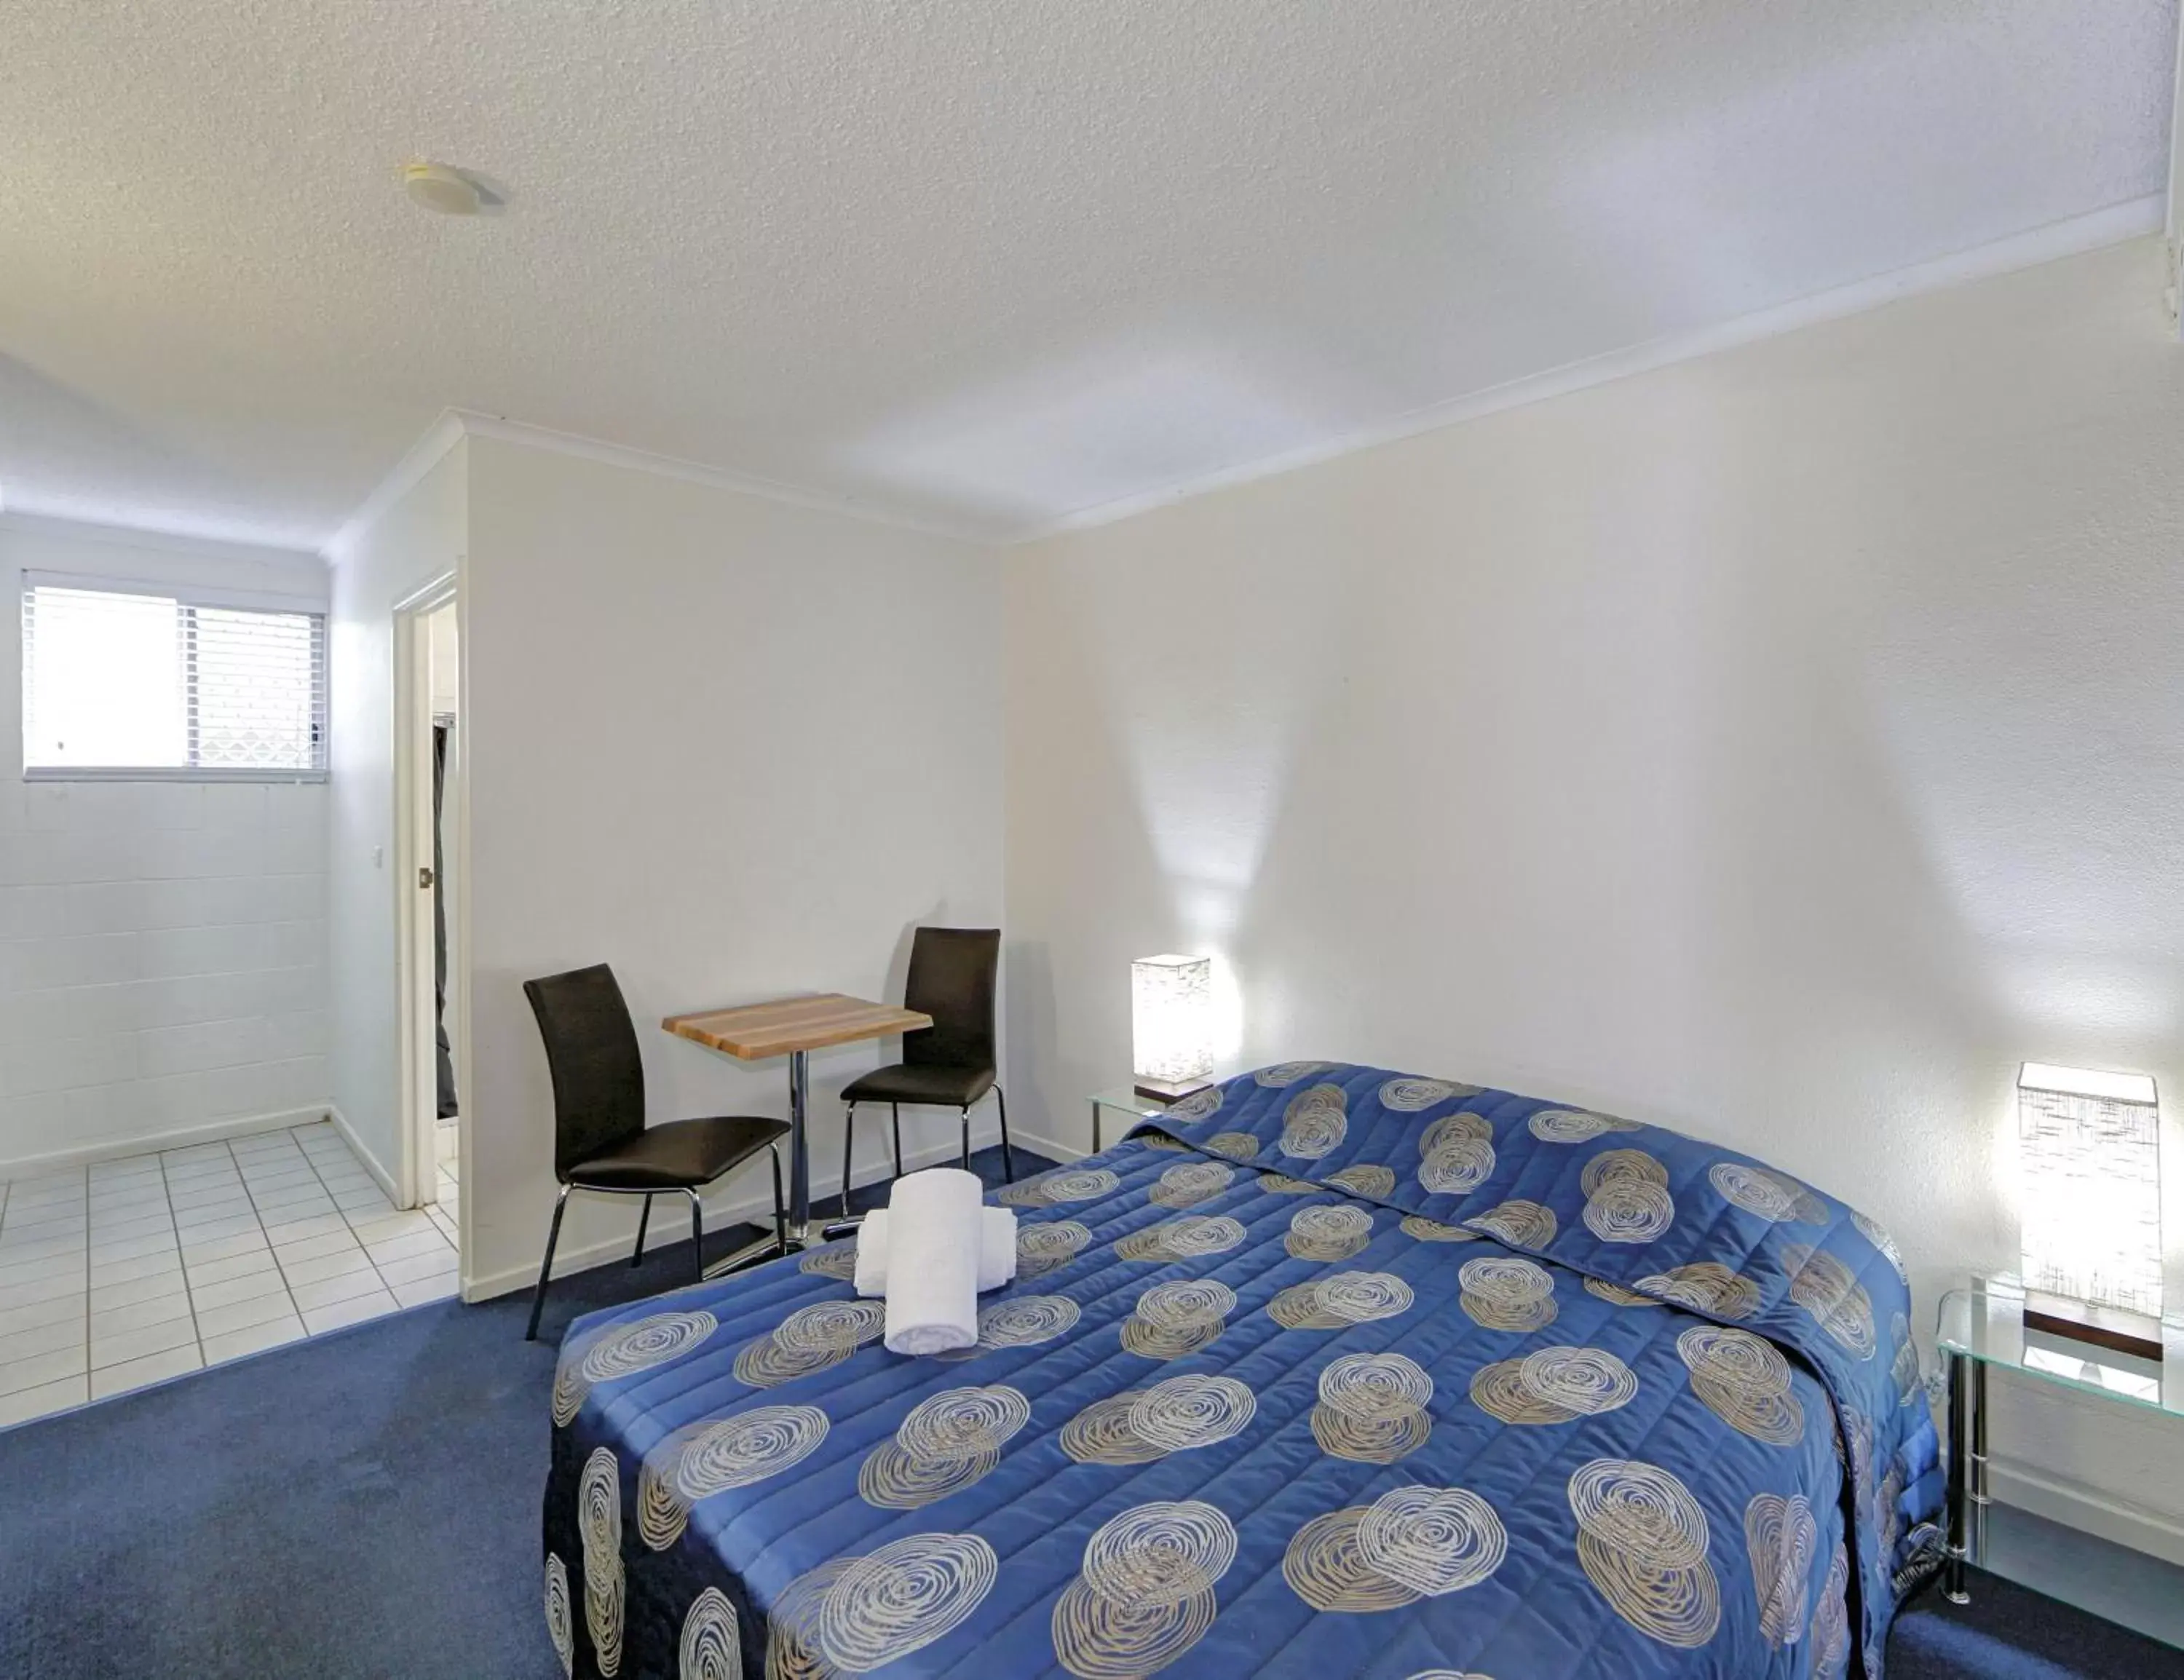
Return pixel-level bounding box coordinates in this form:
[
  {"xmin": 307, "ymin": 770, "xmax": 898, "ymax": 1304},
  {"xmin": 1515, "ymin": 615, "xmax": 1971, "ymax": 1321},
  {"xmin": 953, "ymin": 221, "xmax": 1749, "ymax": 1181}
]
[
  {"xmin": 855, "ymin": 1206, "xmax": 1018, "ymax": 1298},
  {"xmin": 882, "ymin": 1168, "xmax": 984, "ymax": 1356}
]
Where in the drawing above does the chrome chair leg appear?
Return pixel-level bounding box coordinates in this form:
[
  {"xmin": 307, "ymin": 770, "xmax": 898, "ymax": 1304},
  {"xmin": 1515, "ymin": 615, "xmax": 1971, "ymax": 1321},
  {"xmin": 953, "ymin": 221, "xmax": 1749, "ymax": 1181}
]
[
  {"xmin": 525, "ymin": 1183, "xmax": 574, "ymax": 1342},
  {"xmin": 684, "ymin": 1187, "xmax": 705, "ymax": 1285},
  {"xmin": 631, "ymin": 1193, "xmax": 653, "ymax": 1267},
  {"xmin": 768, "ymin": 1142, "xmax": 787, "ymax": 1251},
  {"xmin": 840, "ymin": 1102, "xmax": 858, "ymax": 1219},
  {"xmin": 994, "ymin": 1085, "xmax": 1014, "ymax": 1181},
  {"xmin": 891, "ymin": 1103, "xmax": 902, "ymax": 1176},
  {"xmin": 960, "ymin": 1106, "xmax": 971, "ymax": 1170}
]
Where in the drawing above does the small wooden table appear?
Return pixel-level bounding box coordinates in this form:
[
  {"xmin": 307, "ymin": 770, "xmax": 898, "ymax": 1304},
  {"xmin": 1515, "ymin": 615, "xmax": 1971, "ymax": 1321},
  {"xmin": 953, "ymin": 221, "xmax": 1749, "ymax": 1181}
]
[{"xmin": 664, "ymin": 993, "xmax": 931, "ymax": 1275}]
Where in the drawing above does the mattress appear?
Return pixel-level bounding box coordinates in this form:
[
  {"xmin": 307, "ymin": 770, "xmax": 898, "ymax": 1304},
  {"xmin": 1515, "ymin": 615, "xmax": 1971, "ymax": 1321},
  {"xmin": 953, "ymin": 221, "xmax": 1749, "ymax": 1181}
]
[{"xmin": 542, "ymin": 1062, "xmax": 1942, "ymax": 1678}]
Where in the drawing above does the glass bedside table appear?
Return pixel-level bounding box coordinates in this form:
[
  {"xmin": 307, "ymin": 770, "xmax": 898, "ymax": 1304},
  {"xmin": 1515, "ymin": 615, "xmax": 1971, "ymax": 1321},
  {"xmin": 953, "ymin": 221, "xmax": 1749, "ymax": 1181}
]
[
  {"xmin": 1087, "ymin": 1087, "xmax": 1179, "ymax": 1153},
  {"xmin": 1936, "ymin": 1275, "xmax": 2184, "ymax": 1605}
]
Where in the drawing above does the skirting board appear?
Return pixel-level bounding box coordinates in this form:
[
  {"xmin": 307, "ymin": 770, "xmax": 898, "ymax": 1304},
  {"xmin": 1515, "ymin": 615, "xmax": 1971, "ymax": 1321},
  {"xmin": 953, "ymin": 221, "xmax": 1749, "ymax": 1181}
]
[
  {"xmin": 325, "ymin": 1106, "xmax": 400, "ymax": 1202},
  {"xmin": 0, "ymin": 1104, "xmax": 334, "ymax": 1181},
  {"xmin": 462, "ymin": 1122, "xmax": 1016, "ymax": 1302},
  {"xmin": 1990, "ymin": 1459, "xmax": 2184, "ymax": 1572}
]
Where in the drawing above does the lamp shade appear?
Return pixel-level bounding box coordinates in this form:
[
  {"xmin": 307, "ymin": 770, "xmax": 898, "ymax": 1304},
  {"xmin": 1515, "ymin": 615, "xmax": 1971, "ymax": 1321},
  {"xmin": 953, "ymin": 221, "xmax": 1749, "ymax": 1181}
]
[
  {"xmin": 1131, "ymin": 954, "xmax": 1214, "ymax": 1093},
  {"xmin": 2017, "ymin": 1062, "xmax": 2162, "ymax": 1319}
]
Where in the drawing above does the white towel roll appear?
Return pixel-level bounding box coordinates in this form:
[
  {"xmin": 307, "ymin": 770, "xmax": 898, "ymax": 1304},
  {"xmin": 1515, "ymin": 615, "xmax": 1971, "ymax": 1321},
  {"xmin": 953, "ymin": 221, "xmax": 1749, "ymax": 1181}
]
[
  {"xmin": 855, "ymin": 1207, "xmax": 1018, "ymax": 1298},
  {"xmin": 882, "ymin": 1168, "xmax": 984, "ymax": 1355}
]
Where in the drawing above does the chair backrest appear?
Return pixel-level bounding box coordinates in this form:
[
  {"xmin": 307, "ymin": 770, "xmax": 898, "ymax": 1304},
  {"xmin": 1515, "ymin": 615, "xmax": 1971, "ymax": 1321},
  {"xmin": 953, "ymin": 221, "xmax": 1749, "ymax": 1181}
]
[
  {"xmin": 901, "ymin": 927, "xmax": 1000, "ymax": 1072},
  {"xmin": 523, "ymin": 963, "xmax": 647, "ymax": 1179}
]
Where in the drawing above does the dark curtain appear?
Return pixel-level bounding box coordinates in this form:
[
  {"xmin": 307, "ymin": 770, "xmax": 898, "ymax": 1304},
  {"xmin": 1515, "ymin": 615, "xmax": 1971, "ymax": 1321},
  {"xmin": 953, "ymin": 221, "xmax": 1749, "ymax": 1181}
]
[{"xmin": 433, "ymin": 722, "xmax": 458, "ymax": 1119}]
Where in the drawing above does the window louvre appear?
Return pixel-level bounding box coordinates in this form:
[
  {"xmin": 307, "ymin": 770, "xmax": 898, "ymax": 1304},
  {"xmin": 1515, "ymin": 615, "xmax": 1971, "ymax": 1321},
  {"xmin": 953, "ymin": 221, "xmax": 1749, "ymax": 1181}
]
[{"xmin": 23, "ymin": 579, "xmax": 328, "ymax": 777}]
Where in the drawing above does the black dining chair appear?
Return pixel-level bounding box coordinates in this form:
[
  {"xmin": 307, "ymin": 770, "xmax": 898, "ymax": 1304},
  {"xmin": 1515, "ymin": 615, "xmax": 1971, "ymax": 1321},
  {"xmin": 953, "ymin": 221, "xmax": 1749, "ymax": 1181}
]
[
  {"xmin": 523, "ymin": 963, "xmax": 790, "ymax": 1340},
  {"xmin": 839, "ymin": 927, "xmax": 1012, "ymax": 1214}
]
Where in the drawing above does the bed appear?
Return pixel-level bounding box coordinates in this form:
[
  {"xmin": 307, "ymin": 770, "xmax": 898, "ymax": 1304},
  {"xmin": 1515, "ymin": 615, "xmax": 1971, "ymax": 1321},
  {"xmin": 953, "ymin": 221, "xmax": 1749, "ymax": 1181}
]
[{"xmin": 542, "ymin": 1062, "xmax": 1943, "ymax": 1679}]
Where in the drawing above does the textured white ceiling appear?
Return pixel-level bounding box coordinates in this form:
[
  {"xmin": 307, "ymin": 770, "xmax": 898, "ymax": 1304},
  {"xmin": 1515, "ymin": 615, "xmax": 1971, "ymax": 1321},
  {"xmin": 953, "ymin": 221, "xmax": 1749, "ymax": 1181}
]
[{"xmin": 0, "ymin": 1, "xmax": 2173, "ymax": 549}]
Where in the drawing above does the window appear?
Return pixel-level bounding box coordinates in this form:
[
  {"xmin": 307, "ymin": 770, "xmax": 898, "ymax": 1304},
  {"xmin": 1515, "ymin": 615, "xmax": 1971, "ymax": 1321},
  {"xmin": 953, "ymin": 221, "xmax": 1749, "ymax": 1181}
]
[{"xmin": 22, "ymin": 576, "xmax": 328, "ymax": 778}]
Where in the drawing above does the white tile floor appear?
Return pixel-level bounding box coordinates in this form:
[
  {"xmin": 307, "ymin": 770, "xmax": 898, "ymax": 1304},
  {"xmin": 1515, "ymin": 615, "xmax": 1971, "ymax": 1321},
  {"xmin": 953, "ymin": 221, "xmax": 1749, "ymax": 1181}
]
[{"xmin": 0, "ymin": 1122, "xmax": 462, "ymax": 1430}]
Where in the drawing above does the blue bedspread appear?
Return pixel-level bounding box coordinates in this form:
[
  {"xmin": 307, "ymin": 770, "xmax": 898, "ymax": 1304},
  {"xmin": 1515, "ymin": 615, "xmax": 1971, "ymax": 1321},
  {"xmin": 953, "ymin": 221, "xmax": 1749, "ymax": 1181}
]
[{"xmin": 542, "ymin": 1063, "xmax": 1942, "ymax": 1679}]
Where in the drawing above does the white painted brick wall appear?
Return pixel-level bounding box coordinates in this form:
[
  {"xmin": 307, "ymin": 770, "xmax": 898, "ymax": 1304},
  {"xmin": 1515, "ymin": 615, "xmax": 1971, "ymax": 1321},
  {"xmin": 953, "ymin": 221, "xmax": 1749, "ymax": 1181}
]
[{"xmin": 0, "ymin": 517, "xmax": 332, "ymax": 1174}]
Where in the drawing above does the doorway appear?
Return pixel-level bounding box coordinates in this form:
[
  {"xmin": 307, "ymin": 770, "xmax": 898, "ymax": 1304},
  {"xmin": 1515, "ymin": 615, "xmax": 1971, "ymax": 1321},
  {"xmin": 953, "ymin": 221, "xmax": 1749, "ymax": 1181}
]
[{"xmin": 395, "ymin": 579, "xmax": 465, "ymax": 1270}]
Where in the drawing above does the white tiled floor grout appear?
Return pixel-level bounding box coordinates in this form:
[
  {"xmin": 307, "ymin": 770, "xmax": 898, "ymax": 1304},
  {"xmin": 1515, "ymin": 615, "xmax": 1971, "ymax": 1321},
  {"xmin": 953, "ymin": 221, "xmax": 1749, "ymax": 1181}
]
[{"xmin": 0, "ymin": 1124, "xmax": 461, "ymax": 1430}]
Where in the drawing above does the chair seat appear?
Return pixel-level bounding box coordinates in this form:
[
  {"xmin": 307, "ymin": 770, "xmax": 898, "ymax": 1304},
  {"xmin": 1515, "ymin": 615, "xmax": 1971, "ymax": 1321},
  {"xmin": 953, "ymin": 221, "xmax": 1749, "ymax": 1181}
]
[
  {"xmin": 565, "ymin": 1114, "xmax": 789, "ymax": 1192},
  {"xmin": 842, "ymin": 1062, "xmax": 995, "ymax": 1108}
]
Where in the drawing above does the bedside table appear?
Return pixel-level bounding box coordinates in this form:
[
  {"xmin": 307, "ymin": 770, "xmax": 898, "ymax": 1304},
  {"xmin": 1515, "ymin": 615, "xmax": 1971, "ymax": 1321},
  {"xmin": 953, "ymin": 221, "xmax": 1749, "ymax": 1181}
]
[
  {"xmin": 1936, "ymin": 1274, "xmax": 2184, "ymax": 1604},
  {"xmin": 1086, "ymin": 1087, "xmax": 1177, "ymax": 1153}
]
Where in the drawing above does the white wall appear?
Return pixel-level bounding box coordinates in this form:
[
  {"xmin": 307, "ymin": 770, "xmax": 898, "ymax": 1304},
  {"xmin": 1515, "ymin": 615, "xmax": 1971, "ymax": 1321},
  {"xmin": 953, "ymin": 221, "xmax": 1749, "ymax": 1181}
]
[
  {"xmin": 460, "ymin": 437, "xmax": 1003, "ymax": 1295},
  {"xmin": 326, "ymin": 444, "xmax": 467, "ymax": 1182},
  {"xmin": 0, "ymin": 516, "xmax": 330, "ymax": 1173},
  {"xmin": 1005, "ymin": 237, "xmax": 2184, "ymax": 1546}
]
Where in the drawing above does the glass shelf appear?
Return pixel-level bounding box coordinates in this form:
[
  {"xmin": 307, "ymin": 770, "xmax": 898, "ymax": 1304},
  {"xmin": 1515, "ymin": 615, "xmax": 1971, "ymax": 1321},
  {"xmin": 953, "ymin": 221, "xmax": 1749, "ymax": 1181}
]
[
  {"xmin": 1088, "ymin": 1087, "xmax": 1179, "ymax": 1152},
  {"xmin": 1936, "ymin": 1274, "xmax": 2184, "ymax": 1419}
]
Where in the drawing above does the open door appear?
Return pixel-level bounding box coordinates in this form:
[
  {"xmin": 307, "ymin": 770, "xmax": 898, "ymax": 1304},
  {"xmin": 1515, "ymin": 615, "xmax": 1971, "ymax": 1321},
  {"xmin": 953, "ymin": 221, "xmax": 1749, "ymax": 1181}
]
[{"xmin": 394, "ymin": 579, "xmax": 465, "ymax": 1269}]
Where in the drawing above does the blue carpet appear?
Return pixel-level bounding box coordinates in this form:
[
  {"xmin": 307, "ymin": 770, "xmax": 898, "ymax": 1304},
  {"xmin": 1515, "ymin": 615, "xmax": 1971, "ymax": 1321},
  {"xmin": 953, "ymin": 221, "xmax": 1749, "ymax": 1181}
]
[
  {"xmin": 1888, "ymin": 1573, "xmax": 2184, "ymax": 1679},
  {"xmin": 1, "ymin": 1141, "xmax": 2175, "ymax": 1679}
]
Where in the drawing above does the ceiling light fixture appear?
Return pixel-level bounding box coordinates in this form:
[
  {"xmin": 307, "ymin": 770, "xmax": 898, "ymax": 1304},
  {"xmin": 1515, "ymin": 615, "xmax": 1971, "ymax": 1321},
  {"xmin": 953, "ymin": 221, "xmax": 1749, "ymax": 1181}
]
[{"xmin": 403, "ymin": 162, "xmax": 484, "ymax": 216}]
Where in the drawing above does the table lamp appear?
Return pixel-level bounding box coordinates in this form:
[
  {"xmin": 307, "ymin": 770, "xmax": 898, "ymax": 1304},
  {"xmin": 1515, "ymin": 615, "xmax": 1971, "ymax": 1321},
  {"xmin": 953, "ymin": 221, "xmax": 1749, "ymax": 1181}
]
[
  {"xmin": 2017, "ymin": 1061, "xmax": 2163, "ymax": 1358},
  {"xmin": 1132, "ymin": 954, "xmax": 1214, "ymax": 1102}
]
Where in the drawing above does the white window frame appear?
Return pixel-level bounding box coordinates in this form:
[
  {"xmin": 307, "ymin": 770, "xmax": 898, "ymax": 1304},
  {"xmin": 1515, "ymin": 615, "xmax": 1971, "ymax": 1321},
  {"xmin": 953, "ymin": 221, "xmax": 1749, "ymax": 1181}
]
[{"xmin": 20, "ymin": 569, "xmax": 331, "ymax": 784}]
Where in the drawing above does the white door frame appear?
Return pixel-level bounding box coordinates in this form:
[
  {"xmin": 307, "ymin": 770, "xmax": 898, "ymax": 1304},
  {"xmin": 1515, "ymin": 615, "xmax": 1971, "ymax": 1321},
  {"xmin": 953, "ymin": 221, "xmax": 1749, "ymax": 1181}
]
[{"xmin": 392, "ymin": 574, "xmax": 467, "ymax": 1234}]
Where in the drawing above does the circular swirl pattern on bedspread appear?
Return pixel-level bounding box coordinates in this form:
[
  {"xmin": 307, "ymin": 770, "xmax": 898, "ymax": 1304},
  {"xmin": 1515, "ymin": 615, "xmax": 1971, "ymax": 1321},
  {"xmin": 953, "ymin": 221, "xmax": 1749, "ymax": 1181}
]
[
  {"xmin": 543, "ymin": 1553, "xmax": 574, "ymax": 1679},
  {"xmin": 1401, "ymin": 1213, "xmax": 1479, "ymax": 1243},
  {"xmin": 1457, "ymin": 1256, "xmax": 1557, "ymax": 1332},
  {"xmin": 1268, "ymin": 1270, "xmax": 1415, "ymax": 1330},
  {"xmin": 1117, "ymin": 1214, "xmax": 1246, "ymax": 1263},
  {"xmin": 1016, "ymin": 1220, "xmax": 1093, "ymax": 1278},
  {"xmin": 1282, "ymin": 1507, "xmax": 1424, "ymax": 1612},
  {"xmin": 1469, "ymin": 1345, "xmax": 1638, "ymax": 1426},
  {"xmin": 1583, "ymin": 1176, "xmax": 1676, "ymax": 1245},
  {"xmin": 1257, "ymin": 1061, "xmax": 1330, "ymax": 1087},
  {"xmin": 1312, "ymin": 1352, "xmax": 1434, "ymax": 1462},
  {"xmin": 1709, "ymin": 1161, "xmax": 1827, "ymax": 1225},
  {"xmin": 936, "ymin": 1294, "xmax": 1083, "ymax": 1360},
  {"xmin": 1149, "ymin": 1160, "xmax": 1235, "ymax": 1209},
  {"xmin": 639, "ymin": 1404, "xmax": 831, "ymax": 1548},
  {"xmin": 1529, "ymin": 1108, "xmax": 1641, "ymax": 1142},
  {"xmin": 798, "ymin": 1532, "xmax": 997, "ymax": 1673},
  {"xmin": 1052, "ymin": 1501, "xmax": 1238, "ymax": 1677},
  {"xmin": 678, "ymin": 1587, "xmax": 740, "ymax": 1680},
  {"xmin": 1781, "ymin": 1244, "xmax": 1878, "ymax": 1358},
  {"xmin": 733, "ymin": 1300, "xmax": 885, "ymax": 1389},
  {"xmin": 1279, "ymin": 1085, "xmax": 1350, "ymax": 1160},
  {"xmin": 1465, "ymin": 1200, "xmax": 1558, "ymax": 1249},
  {"xmin": 797, "ymin": 1243, "xmax": 858, "ymax": 1281},
  {"xmin": 858, "ymin": 1385, "xmax": 1029, "ymax": 1509},
  {"xmin": 1286, "ymin": 1203, "xmax": 1374, "ymax": 1261},
  {"xmin": 1811, "ymin": 1543, "xmax": 1851, "ymax": 1677},
  {"xmin": 1744, "ymin": 1492, "xmax": 1817, "ymax": 1646},
  {"xmin": 1677, "ymin": 1325, "xmax": 1805, "ymax": 1445},
  {"xmin": 553, "ymin": 1310, "xmax": 719, "ymax": 1425},
  {"xmin": 1853, "ymin": 1210, "xmax": 1907, "ymax": 1283},
  {"xmin": 1166, "ymin": 1085, "xmax": 1224, "ymax": 1122},
  {"xmin": 1325, "ymin": 1162, "xmax": 1396, "ymax": 1198},
  {"xmin": 1122, "ymin": 1280, "xmax": 1235, "ymax": 1358},
  {"xmin": 1061, "ymin": 1391, "xmax": 1166, "ymax": 1465},
  {"xmin": 579, "ymin": 1446, "xmax": 625, "ymax": 1676},
  {"xmin": 1202, "ymin": 1130, "xmax": 1261, "ymax": 1162},
  {"xmin": 898, "ymin": 1385, "xmax": 1032, "ymax": 1459},
  {"xmin": 1380, "ymin": 1076, "xmax": 1472, "ymax": 1112},
  {"xmin": 1355, "ymin": 1484, "xmax": 1509, "ymax": 1598},
  {"xmin": 1636, "ymin": 1262, "xmax": 1759, "ymax": 1321},
  {"xmin": 1567, "ymin": 1457, "xmax": 1720, "ymax": 1648}
]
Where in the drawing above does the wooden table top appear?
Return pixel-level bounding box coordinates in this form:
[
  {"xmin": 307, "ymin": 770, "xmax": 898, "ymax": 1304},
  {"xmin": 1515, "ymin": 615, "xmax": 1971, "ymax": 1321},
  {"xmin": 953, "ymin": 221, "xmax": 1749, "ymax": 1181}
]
[{"xmin": 662, "ymin": 993, "xmax": 933, "ymax": 1060}]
